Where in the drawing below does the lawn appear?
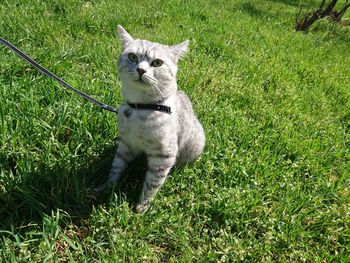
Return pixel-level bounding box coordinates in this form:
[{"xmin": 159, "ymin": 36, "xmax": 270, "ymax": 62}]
[{"xmin": 0, "ymin": 0, "xmax": 349, "ymax": 261}]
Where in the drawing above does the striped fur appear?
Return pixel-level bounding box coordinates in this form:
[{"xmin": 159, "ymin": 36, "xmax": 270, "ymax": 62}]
[{"xmin": 105, "ymin": 25, "xmax": 205, "ymax": 213}]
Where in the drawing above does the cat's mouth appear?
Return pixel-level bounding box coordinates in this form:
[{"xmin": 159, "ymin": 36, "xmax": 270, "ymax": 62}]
[
  {"xmin": 135, "ymin": 78, "xmax": 146, "ymax": 85},
  {"xmin": 136, "ymin": 75, "xmax": 149, "ymax": 84}
]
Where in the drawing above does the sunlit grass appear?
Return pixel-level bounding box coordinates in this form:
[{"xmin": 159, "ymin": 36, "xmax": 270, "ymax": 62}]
[{"xmin": 0, "ymin": 0, "xmax": 349, "ymax": 261}]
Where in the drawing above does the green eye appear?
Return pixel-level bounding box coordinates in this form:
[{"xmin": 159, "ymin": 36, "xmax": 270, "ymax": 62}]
[
  {"xmin": 128, "ymin": 53, "xmax": 138, "ymax": 62},
  {"xmin": 151, "ymin": 59, "xmax": 163, "ymax": 67}
]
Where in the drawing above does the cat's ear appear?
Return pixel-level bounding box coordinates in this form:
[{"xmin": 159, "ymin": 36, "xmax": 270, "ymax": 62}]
[
  {"xmin": 170, "ymin": 40, "xmax": 189, "ymax": 61},
  {"xmin": 117, "ymin": 25, "xmax": 134, "ymax": 46}
]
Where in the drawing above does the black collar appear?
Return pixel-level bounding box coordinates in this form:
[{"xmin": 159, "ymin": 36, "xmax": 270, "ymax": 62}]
[{"xmin": 127, "ymin": 102, "xmax": 172, "ymax": 114}]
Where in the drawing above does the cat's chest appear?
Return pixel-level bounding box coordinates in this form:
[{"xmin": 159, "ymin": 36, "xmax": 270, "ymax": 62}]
[{"xmin": 118, "ymin": 105, "xmax": 174, "ymax": 149}]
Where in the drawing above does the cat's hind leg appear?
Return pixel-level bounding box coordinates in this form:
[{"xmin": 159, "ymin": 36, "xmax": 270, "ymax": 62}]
[{"xmin": 178, "ymin": 121, "xmax": 205, "ymax": 165}]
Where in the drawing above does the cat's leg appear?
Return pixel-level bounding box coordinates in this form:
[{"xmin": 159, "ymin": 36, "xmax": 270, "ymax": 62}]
[
  {"xmin": 136, "ymin": 153, "xmax": 176, "ymax": 213},
  {"xmin": 178, "ymin": 120, "xmax": 205, "ymax": 165},
  {"xmin": 99, "ymin": 140, "xmax": 135, "ymax": 191}
]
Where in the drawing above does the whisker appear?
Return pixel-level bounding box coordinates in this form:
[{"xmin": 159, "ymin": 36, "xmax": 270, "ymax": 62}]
[
  {"xmin": 144, "ymin": 76, "xmax": 164, "ymax": 97},
  {"xmin": 149, "ymin": 78, "xmax": 164, "ymax": 95},
  {"xmin": 148, "ymin": 76, "xmax": 167, "ymax": 90}
]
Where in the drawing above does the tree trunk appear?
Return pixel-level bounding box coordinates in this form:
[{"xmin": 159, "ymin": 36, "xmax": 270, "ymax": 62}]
[
  {"xmin": 295, "ymin": 0, "xmax": 349, "ymax": 31},
  {"xmin": 328, "ymin": 2, "xmax": 350, "ymax": 22}
]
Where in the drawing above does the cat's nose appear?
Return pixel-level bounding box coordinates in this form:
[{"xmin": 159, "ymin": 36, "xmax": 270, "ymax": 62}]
[{"xmin": 137, "ymin": 68, "xmax": 146, "ymax": 76}]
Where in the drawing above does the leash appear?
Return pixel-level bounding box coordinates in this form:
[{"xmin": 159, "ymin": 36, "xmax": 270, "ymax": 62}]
[{"xmin": 0, "ymin": 37, "xmax": 119, "ymax": 114}]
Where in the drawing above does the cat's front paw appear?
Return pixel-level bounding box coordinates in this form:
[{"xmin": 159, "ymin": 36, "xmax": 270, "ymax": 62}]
[
  {"xmin": 95, "ymin": 180, "xmax": 113, "ymax": 193},
  {"xmin": 135, "ymin": 201, "xmax": 151, "ymax": 213}
]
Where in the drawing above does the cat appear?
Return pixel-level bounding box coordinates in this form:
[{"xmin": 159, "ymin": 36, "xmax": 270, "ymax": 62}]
[{"xmin": 103, "ymin": 25, "xmax": 205, "ymax": 213}]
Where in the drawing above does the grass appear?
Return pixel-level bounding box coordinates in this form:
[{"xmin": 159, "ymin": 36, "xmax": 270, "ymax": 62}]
[{"xmin": 0, "ymin": 0, "xmax": 349, "ymax": 261}]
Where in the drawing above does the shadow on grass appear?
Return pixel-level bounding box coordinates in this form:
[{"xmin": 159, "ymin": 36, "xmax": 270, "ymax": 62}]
[
  {"xmin": 0, "ymin": 143, "xmax": 147, "ymax": 231},
  {"xmin": 267, "ymin": 0, "xmax": 301, "ymax": 7},
  {"xmin": 239, "ymin": 2, "xmax": 282, "ymax": 20},
  {"xmin": 241, "ymin": 2, "xmax": 264, "ymax": 17}
]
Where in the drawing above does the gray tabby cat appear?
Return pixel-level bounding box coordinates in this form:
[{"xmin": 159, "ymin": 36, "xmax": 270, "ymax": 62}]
[{"xmin": 104, "ymin": 25, "xmax": 205, "ymax": 213}]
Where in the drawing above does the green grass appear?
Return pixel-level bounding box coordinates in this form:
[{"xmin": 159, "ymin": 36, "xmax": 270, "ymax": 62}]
[{"xmin": 1, "ymin": 0, "xmax": 349, "ymax": 261}]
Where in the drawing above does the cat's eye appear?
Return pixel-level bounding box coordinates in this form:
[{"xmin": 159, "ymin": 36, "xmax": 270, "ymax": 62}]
[
  {"xmin": 128, "ymin": 53, "xmax": 138, "ymax": 63},
  {"xmin": 151, "ymin": 59, "xmax": 163, "ymax": 67}
]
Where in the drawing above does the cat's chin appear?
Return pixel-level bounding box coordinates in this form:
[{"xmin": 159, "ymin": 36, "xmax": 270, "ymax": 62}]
[
  {"xmin": 123, "ymin": 77, "xmax": 145, "ymax": 86},
  {"xmin": 132, "ymin": 77, "xmax": 154, "ymax": 88},
  {"xmin": 135, "ymin": 78, "xmax": 146, "ymax": 84},
  {"xmin": 124, "ymin": 75, "xmax": 145, "ymax": 83},
  {"xmin": 123, "ymin": 74, "xmax": 156, "ymax": 87}
]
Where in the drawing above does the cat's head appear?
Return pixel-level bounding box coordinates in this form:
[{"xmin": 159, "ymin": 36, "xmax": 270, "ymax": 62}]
[{"xmin": 117, "ymin": 25, "xmax": 188, "ymax": 103}]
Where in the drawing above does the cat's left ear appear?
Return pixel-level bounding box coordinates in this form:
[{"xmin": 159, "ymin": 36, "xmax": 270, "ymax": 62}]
[
  {"xmin": 170, "ymin": 40, "xmax": 189, "ymax": 61},
  {"xmin": 117, "ymin": 25, "xmax": 134, "ymax": 47}
]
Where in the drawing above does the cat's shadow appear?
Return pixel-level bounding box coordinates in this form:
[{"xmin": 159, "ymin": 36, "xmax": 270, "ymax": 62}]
[
  {"xmin": 0, "ymin": 143, "xmax": 146, "ymax": 231},
  {"xmin": 100, "ymin": 154, "xmax": 148, "ymax": 205}
]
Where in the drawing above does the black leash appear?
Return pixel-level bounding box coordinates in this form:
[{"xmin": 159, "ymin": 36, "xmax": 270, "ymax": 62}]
[{"xmin": 0, "ymin": 37, "xmax": 119, "ymax": 114}]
